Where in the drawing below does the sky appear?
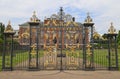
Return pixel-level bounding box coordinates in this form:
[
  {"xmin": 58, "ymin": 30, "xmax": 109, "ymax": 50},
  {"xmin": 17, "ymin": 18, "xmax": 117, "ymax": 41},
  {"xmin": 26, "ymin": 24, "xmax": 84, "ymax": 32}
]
[{"xmin": 0, "ymin": 0, "xmax": 120, "ymax": 34}]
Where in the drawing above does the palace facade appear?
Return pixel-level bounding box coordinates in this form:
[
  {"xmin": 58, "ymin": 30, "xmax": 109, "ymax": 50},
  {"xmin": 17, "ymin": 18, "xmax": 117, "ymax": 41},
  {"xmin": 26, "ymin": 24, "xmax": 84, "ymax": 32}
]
[{"xmin": 18, "ymin": 8, "xmax": 90, "ymax": 48}]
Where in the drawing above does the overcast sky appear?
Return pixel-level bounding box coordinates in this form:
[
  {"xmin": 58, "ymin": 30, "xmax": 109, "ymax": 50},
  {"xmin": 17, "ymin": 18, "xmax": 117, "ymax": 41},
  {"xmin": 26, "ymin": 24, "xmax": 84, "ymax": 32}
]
[{"xmin": 0, "ymin": 0, "xmax": 120, "ymax": 34}]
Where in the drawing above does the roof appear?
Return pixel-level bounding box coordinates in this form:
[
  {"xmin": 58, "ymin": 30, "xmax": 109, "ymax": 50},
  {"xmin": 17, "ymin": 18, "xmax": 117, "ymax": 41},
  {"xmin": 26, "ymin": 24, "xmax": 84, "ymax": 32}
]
[{"xmin": 19, "ymin": 22, "xmax": 29, "ymax": 26}]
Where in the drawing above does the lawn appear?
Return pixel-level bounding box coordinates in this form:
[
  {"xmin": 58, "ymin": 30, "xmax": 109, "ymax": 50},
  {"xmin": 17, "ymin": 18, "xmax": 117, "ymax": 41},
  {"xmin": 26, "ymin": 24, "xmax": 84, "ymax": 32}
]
[
  {"xmin": 94, "ymin": 49, "xmax": 108, "ymax": 67},
  {"xmin": 94, "ymin": 49, "xmax": 120, "ymax": 70},
  {"xmin": 13, "ymin": 51, "xmax": 29, "ymax": 68},
  {"xmin": 117, "ymin": 48, "xmax": 120, "ymax": 69}
]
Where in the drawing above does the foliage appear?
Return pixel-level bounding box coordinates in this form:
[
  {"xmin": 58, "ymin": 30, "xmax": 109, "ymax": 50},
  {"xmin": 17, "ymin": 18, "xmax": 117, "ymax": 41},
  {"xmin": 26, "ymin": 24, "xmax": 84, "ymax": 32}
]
[
  {"xmin": 0, "ymin": 39, "xmax": 19, "ymax": 56},
  {"xmin": 0, "ymin": 23, "xmax": 5, "ymax": 40},
  {"xmin": 0, "ymin": 23, "xmax": 5, "ymax": 56},
  {"xmin": 0, "ymin": 38, "xmax": 3, "ymax": 44},
  {"xmin": 102, "ymin": 33, "xmax": 107, "ymax": 39},
  {"xmin": 117, "ymin": 30, "xmax": 120, "ymax": 46}
]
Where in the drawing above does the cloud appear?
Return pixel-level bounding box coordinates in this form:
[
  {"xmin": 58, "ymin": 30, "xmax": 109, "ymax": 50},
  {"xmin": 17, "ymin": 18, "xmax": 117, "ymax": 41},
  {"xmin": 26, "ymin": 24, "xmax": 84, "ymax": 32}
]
[{"xmin": 0, "ymin": 0, "xmax": 120, "ymax": 34}]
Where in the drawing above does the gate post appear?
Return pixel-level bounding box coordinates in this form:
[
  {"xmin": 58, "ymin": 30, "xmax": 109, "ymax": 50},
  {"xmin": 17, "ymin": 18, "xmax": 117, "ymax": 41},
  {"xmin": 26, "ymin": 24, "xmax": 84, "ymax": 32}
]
[
  {"xmin": 83, "ymin": 13, "xmax": 95, "ymax": 71},
  {"xmin": 28, "ymin": 12, "xmax": 40, "ymax": 70},
  {"xmin": 2, "ymin": 21, "xmax": 15, "ymax": 71},
  {"xmin": 106, "ymin": 23, "xmax": 119, "ymax": 70}
]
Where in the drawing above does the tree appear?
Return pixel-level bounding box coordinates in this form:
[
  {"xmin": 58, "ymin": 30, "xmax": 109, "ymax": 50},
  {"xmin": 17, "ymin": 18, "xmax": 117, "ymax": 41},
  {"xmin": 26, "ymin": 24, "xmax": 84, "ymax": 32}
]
[
  {"xmin": 117, "ymin": 30, "xmax": 120, "ymax": 46},
  {"xmin": 102, "ymin": 33, "xmax": 107, "ymax": 39},
  {"xmin": 0, "ymin": 23, "xmax": 5, "ymax": 55},
  {"xmin": 0, "ymin": 23, "xmax": 5, "ymax": 40}
]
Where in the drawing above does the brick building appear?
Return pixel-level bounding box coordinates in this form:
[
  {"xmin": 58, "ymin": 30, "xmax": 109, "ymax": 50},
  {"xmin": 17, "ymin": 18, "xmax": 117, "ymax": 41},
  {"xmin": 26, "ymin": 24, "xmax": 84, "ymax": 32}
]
[{"xmin": 18, "ymin": 8, "xmax": 89, "ymax": 48}]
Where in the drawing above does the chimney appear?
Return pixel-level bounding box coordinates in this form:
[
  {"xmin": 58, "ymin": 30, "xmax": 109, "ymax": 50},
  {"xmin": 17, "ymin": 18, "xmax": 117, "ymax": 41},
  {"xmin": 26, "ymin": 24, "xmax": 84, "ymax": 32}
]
[{"xmin": 72, "ymin": 17, "xmax": 75, "ymax": 22}]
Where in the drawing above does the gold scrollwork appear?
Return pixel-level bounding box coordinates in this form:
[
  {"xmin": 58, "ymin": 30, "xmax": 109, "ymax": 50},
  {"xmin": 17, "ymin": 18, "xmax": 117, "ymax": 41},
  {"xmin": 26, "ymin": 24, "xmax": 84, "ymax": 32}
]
[
  {"xmin": 44, "ymin": 46, "xmax": 57, "ymax": 69},
  {"xmin": 30, "ymin": 62, "xmax": 36, "ymax": 67},
  {"xmin": 30, "ymin": 44, "xmax": 37, "ymax": 67},
  {"xmin": 66, "ymin": 45, "xmax": 79, "ymax": 68},
  {"xmin": 30, "ymin": 44, "xmax": 36, "ymax": 56},
  {"xmin": 86, "ymin": 44, "xmax": 92, "ymax": 67}
]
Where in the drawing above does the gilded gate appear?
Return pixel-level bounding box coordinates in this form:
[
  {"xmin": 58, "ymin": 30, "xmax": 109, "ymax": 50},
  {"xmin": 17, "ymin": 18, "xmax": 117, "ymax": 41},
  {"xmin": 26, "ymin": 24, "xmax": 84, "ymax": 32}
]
[{"xmin": 2, "ymin": 8, "xmax": 119, "ymax": 71}]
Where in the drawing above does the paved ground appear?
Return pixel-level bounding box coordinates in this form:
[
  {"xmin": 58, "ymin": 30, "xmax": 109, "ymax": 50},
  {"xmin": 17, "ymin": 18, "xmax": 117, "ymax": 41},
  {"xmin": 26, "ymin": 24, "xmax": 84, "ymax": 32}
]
[{"xmin": 0, "ymin": 70, "xmax": 120, "ymax": 79}]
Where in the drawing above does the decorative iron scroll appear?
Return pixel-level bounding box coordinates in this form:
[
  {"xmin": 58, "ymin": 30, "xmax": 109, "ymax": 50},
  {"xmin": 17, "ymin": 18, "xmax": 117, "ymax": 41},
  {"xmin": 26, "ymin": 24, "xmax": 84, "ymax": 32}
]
[
  {"xmin": 66, "ymin": 45, "xmax": 79, "ymax": 69},
  {"xmin": 30, "ymin": 44, "xmax": 37, "ymax": 67},
  {"xmin": 86, "ymin": 44, "xmax": 92, "ymax": 67},
  {"xmin": 44, "ymin": 46, "xmax": 57, "ymax": 69}
]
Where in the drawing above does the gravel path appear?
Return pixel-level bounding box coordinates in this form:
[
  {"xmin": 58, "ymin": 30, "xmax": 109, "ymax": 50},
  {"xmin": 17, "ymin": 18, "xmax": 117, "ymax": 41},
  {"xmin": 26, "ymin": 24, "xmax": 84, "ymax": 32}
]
[{"xmin": 0, "ymin": 70, "xmax": 120, "ymax": 79}]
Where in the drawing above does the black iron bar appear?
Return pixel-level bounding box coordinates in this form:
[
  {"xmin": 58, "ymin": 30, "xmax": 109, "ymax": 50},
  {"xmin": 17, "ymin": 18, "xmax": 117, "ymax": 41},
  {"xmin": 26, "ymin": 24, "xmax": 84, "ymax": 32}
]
[{"xmin": 60, "ymin": 7, "xmax": 63, "ymax": 71}]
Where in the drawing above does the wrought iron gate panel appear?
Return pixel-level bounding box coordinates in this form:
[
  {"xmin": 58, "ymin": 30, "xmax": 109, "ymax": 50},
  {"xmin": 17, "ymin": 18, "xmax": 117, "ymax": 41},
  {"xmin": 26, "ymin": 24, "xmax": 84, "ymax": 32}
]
[
  {"xmin": 93, "ymin": 40, "xmax": 109, "ymax": 70},
  {"xmin": 2, "ymin": 34, "xmax": 14, "ymax": 71},
  {"xmin": 38, "ymin": 27, "xmax": 58, "ymax": 70},
  {"xmin": 13, "ymin": 44, "xmax": 29, "ymax": 70},
  {"xmin": 107, "ymin": 34, "xmax": 119, "ymax": 70},
  {"xmin": 63, "ymin": 27, "xmax": 83, "ymax": 70},
  {"xmin": 13, "ymin": 29, "xmax": 30, "ymax": 70}
]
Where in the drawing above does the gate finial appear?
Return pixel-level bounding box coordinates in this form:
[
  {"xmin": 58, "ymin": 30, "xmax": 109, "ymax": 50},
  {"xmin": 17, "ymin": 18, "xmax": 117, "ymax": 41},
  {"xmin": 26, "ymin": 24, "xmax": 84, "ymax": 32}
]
[
  {"xmin": 108, "ymin": 22, "xmax": 116, "ymax": 34},
  {"xmin": 84, "ymin": 12, "xmax": 93, "ymax": 23},
  {"xmin": 4, "ymin": 20, "xmax": 14, "ymax": 33}
]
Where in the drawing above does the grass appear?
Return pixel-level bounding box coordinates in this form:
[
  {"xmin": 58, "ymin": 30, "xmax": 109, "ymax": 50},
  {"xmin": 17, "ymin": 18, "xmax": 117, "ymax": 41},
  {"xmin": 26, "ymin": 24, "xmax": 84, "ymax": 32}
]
[
  {"xmin": 94, "ymin": 49, "xmax": 109, "ymax": 67},
  {"xmin": 0, "ymin": 50, "xmax": 29, "ymax": 71},
  {"xmin": 118, "ymin": 49, "xmax": 120, "ymax": 70},
  {"xmin": 13, "ymin": 51, "xmax": 29, "ymax": 67},
  {"xmin": 94, "ymin": 49, "xmax": 120, "ymax": 70}
]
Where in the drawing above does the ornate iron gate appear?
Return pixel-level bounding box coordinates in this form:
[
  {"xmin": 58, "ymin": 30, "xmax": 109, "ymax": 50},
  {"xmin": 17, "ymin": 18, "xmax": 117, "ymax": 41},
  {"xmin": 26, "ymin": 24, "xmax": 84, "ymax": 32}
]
[
  {"xmin": 37, "ymin": 22, "xmax": 84, "ymax": 70},
  {"xmin": 2, "ymin": 8, "xmax": 119, "ymax": 71},
  {"xmin": 2, "ymin": 22, "xmax": 119, "ymax": 71}
]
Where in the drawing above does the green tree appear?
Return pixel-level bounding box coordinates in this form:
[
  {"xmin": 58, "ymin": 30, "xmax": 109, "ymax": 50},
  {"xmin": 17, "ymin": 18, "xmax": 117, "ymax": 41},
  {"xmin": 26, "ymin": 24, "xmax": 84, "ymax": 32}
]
[
  {"xmin": 117, "ymin": 30, "xmax": 120, "ymax": 46},
  {"xmin": 0, "ymin": 23, "xmax": 5, "ymax": 55},
  {"xmin": 0, "ymin": 23, "xmax": 5, "ymax": 40},
  {"xmin": 102, "ymin": 33, "xmax": 107, "ymax": 39}
]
